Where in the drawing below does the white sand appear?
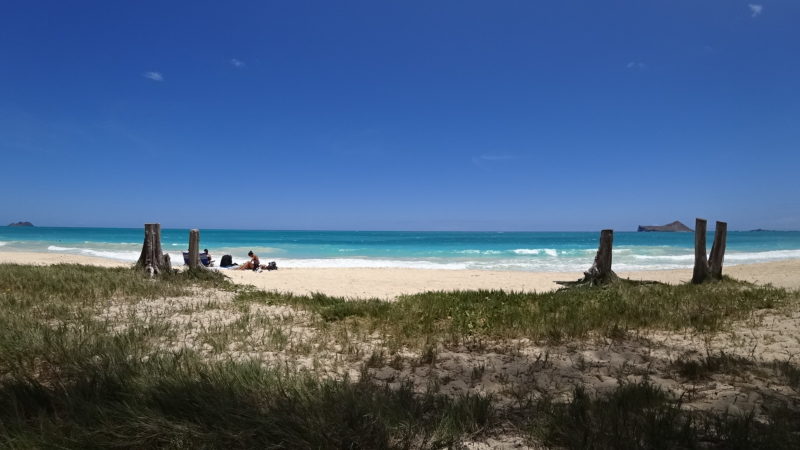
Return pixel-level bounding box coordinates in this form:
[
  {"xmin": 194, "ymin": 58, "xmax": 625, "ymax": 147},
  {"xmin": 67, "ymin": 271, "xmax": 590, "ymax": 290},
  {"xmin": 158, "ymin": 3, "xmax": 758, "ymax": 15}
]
[
  {"xmin": 1, "ymin": 250, "xmax": 798, "ymax": 298},
  {"xmin": 0, "ymin": 251, "xmax": 130, "ymax": 268},
  {"xmin": 223, "ymin": 261, "xmax": 800, "ymax": 299}
]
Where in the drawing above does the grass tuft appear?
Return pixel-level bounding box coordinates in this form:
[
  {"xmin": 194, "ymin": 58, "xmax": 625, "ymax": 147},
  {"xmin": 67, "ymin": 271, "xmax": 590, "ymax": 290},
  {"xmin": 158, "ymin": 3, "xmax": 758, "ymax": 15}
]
[{"xmin": 531, "ymin": 381, "xmax": 800, "ymax": 450}]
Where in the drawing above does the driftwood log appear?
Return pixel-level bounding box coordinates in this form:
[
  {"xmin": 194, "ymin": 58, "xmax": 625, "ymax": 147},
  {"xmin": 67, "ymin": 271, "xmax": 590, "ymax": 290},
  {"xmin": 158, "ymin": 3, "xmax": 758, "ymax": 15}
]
[
  {"xmin": 558, "ymin": 229, "xmax": 618, "ymax": 287},
  {"xmin": 135, "ymin": 223, "xmax": 171, "ymax": 276},
  {"xmin": 692, "ymin": 219, "xmax": 728, "ymax": 283},
  {"xmin": 188, "ymin": 228, "xmax": 202, "ymax": 269}
]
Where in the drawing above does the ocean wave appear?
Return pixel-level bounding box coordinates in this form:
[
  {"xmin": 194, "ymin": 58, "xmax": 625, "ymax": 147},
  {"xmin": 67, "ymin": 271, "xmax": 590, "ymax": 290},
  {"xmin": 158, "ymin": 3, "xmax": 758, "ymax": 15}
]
[
  {"xmin": 0, "ymin": 241, "xmax": 7, "ymax": 247},
  {"xmin": 80, "ymin": 249, "xmax": 141, "ymax": 261},
  {"xmin": 725, "ymin": 249, "xmax": 800, "ymax": 261},
  {"xmin": 47, "ymin": 245, "xmax": 141, "ymax": 261},
  {"xmin": 632, "ymin": 254, "xmax": 694, "ymax": 261},
  {"xmin": 455, "ymin": 249, "xmax": 504, "ymax": 255},
  {"xmin": 33, "ymin": 240, "xmax": 800, "ymax": 272},
  {"xmin": 267, "ymin": 258, "xmax": 704, "ymax": 272},
  {"xmin": 630, "ymin": 249, "xmax": 800, "ymax": 263},
  {"xmin": 48, "ymin": 245, "xmax": 80, "ymax": 251},
  {"xmin": 512, "ymin": 248, "xmax": 558, "ymax": 257},
  {"xmin": 277, "ymin": 258, "xmax": 469, "ymax": 270}
]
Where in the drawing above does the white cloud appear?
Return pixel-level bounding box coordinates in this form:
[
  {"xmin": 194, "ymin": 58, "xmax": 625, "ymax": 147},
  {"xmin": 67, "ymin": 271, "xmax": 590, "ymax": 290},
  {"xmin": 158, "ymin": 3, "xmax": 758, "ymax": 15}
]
[
  {"xmin": 626, "ymin": 61, "xmax": 646, "ymax": 70},
  {"xmin": 143, "ymin": 71, "xmax": 164, "ymax": 81},
  {"xmin": 749, "ymin": 4, "xmax": 763, "ymax": 18},
  {"xmin": 230, "ymin": 58, "xmax": 245, "ymax": 68}
]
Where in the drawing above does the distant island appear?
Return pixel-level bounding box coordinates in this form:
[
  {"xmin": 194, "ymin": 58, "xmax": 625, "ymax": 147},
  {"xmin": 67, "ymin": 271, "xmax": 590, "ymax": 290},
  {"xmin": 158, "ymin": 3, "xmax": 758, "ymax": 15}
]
[
  {"xmin": 8, "ymin": 221, "xmax": 34, "ymax": 227},
  {"xmin": 637, "ymin": 221, "xmax": 692, "ymax": 232}
]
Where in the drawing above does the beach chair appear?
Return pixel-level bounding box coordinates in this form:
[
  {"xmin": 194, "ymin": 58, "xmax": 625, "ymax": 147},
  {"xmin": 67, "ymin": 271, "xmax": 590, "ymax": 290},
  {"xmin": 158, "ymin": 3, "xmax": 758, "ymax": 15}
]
[{"xmin": 182, "ymin": 252, "xmax": 213, "ymax": 267}]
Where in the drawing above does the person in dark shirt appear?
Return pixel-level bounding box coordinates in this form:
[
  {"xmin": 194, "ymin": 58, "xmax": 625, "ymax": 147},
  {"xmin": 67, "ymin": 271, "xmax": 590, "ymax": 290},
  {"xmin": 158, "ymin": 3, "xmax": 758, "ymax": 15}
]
[{"xmin": 238, "ymin": 250, "xmax": 260, "ymax": 271}]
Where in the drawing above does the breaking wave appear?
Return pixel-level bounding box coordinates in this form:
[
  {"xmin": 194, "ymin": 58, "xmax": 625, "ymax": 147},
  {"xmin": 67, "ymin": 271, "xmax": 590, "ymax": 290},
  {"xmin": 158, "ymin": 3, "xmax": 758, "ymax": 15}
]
[{"xmin": 512, "ymin": 248, "xmax": 559, "ymax": 256}]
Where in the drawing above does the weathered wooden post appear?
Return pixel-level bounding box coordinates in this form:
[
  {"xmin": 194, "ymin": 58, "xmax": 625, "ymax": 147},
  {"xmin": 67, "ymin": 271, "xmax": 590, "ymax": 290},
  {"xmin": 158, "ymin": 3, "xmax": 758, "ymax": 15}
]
[
  {"xmin": 188, "ymin": 228, "xmax": 201, "ymax": 269},
  {"xmin": 691, "ymin": 218, "xmax": 709, "ymax": 284},
  {"xmin": 557, "ymin": 229, "xmax": 618, "ymax": 287},
  {"xmin": 136, "ymin": 223, "xmax": 171, "ymax": 276},
  {"xmin": 709, "ymin": 221, "xmax": 728, "ymax": 280},
  {"xmin": 584, "ymin": 229, "xmax": 618, "ymax": 285}
]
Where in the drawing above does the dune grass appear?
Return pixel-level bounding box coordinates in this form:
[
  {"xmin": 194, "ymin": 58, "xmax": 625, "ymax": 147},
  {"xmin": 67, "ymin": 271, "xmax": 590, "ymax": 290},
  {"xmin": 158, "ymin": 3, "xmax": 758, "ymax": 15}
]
[
  {"xmin": 0, "ymin": 351, "xmax": 494, "ymax": 448},
  {"xmin": 1, "ymin": 263, "xmax": 798, "ymax": 448},
  {"xmin": 235, "ymin": 279, "xmax": 796, "ymax": 346},
  {"xmin": 530, "ymin": 380, "xmax": 800, "ymax": 450},
  {"xmin": 0, "ymin": 264, "xmax": 492, "ymax": 448}
]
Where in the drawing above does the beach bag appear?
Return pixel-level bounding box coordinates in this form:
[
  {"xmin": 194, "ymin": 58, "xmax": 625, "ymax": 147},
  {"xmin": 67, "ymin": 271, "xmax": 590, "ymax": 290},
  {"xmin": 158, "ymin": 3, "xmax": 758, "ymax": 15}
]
[
  {"xmin": 220, "ymin": 255, "xmax": 234, "ymax": 267},
  {"xmin": 266, "ymin": 261, "xmax": 278, "ymax": 271}
]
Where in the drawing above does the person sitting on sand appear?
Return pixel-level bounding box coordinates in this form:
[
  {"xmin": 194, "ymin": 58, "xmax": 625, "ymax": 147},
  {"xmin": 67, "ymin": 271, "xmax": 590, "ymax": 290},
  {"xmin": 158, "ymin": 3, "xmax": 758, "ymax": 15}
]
[
  {"xmin": 238, "ymin": 251, "xmax": 260, "ymax": 271},
  {"xmin": 202, "ymin": 248, "xmax": 214, "ymax": 265}
]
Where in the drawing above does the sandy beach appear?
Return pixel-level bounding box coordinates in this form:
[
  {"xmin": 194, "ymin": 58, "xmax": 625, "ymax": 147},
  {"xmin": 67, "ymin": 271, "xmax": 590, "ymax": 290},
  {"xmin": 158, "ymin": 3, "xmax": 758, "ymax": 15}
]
[{"xmin": 2, "ymin": 250, "xmax": 798, "ymax": 298}]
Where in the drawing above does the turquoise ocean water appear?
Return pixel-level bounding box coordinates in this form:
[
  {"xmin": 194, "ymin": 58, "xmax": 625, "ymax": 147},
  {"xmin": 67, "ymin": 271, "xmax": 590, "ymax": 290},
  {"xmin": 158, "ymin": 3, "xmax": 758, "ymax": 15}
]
[{"xmin": 1, "ymin": 227, "xmax": 799, "ymax": 272}]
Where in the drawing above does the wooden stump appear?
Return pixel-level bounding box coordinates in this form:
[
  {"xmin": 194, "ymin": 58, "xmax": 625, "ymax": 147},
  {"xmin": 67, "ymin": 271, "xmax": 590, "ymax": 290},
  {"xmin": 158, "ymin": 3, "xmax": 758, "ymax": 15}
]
[
  {"xmin": 557, "ymin": 229, "xmax": 618, "ymax": 287},
  {"xmin": 691, "ymin": 218, "xmax": 709, "ymax": 284},
  {"xmin": 188, "ymin": 229, "xmax": 201, "ymax": 269},
  {"xmin": 136, "ymin": 223, "xmax": 172, "ymax": 276},
  {"xmin": 709, "ymin": 221, "xmax": 728, "ymax": 280},
  {"xmin": 582, "ymin": 229, "xmax": 618, "ymax": 285}
]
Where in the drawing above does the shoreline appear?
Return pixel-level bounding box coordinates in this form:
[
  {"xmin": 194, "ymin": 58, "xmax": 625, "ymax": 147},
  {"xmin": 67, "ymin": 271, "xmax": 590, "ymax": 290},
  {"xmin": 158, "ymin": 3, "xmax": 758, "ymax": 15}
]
[{"xmin": 1, "ymin": 250, "xmax": 798, "ymax": 299}]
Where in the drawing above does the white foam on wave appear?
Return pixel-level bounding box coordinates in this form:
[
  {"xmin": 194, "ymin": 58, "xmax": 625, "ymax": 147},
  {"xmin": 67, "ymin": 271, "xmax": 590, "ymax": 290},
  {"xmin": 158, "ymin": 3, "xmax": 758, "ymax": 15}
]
[
  {"xmin": 48, "ymin": 245, "xmax": 80, "ymax": 251},
  {"xmin": 47, "ymin": 245, "xmax": 140, "ymax": 261},
  {"xmin": 632, "ymin": 254, "xmax": 694, "ymax": 261},
  {"xmin": 725, "ymin": 249, "xmax": 800, "ymax": 261},
  {"xmin": 512, "ymin": 248, "xmax": 559, "ymax": 256},
  {"xmin": 0, "ymin": 241, "xmax": 7, "ymax": 247},
  {"xmin": 35, "ymin": 240, "xmax": 800, "ymax": 272},
  {"xmin": 629, "ymin": 249, "xmax": 800, "ymax": 265},
  {"xmin": 80, "ymin": 249, "xmax": 141, "ymax": 261},
  {"xmin": 278, "ymin": 258, "xmax": 469, "ymax": 270},
  {"xmin": 456, "ymin": 249, "xmax": 504, "ymax": 255}
]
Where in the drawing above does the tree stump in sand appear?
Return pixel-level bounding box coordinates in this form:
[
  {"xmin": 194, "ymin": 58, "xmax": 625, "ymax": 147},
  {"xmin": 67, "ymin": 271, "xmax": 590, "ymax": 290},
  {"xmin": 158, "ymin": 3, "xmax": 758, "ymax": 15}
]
[
  {"xmin": 187, "ymin": 228, "xmax": 205, "ymax": 270},
  {"xmin": 693, "ymin": 218, "xmax": 728, "ymax": 283},
  {"xmin": 558, "ymin": 229, "xmax": 618, "ymax": 287},
  {"xmin": 709, "ymin": 221, "xmax": 727, "ymax": 280},
  {"xmin": 692, "ymin": 218, "xmax": 710, "ymax": 284},
  {"xmin": 583, "ymin": 229, "xmax": 618, "ymax": 285},
  {"xmin": 136, "ymin": 223, "xmax": 171, "ymax": 276}
]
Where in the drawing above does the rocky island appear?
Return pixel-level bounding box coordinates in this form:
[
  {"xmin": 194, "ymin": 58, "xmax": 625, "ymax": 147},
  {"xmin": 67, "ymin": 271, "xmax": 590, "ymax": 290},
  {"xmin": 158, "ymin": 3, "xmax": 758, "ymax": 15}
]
[
  {"xmin": 8, "ymin": 221, "xmax": 34, "ymax": 227},
  {"xmin": 637, "ymin": 221, "xmax": 692, "ymax": 232}
]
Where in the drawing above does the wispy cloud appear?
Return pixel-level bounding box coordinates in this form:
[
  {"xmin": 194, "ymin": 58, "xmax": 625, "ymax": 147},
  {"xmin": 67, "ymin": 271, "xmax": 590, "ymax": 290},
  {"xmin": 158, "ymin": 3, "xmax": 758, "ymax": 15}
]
[
  {"xmin": 748, "ymin": 4, "xmax": 763, "ymax": 18},
  {"xmin": 230, "ymin": 58, "xmax": 245, "ymax": 68},
  {"xmin": 143, "ymin": 71, "xmax": 164, "ymax": 82},
  {"xmin": 626, "ymin": 61, "xmax": 646, "ymax": 70}
]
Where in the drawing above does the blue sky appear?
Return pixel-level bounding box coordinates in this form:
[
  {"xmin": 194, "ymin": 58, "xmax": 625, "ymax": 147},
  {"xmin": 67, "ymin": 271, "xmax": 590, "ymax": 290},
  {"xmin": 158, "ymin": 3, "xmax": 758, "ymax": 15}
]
[{"xmin": 1, "ymin": 1, "xmax": 798, "ymax": 231}]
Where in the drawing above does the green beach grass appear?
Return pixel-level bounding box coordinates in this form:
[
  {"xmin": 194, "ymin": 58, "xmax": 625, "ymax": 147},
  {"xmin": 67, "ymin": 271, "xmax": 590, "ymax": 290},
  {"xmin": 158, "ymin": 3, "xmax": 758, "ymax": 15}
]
[
  {"xmin": 235, "ymin": 278, "xmax": 793, "ymax": 345},
  {"xmin": 1, "ymin": 263, "xmax": 799, "ymax": 448}
]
